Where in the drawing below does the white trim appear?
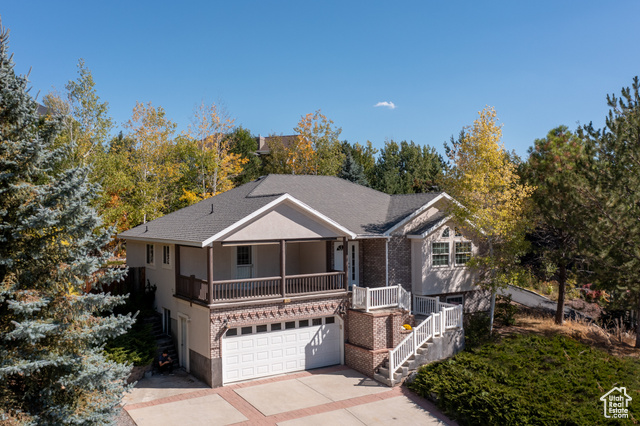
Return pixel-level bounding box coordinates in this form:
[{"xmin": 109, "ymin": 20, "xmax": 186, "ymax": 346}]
[
  {"xmin": 161, "ymin": 245, "xmax": 172, "ymax": 269},
  {"xmin": 203, "ymin": 194, "xmax": 357, "ymax": 247},
  {"xmin": 145, "ymin": 243, "xmax": 156, "ymax": 268},
  {"xmin": 122, "ymin": 236, "xmax": 202, "ymax": 247},
  {"xmin": 384, "ymin": 192, "xmax": 453, "ymax": 236},
  {"xmin": 233, "ymin": 245, "xmax": 257, "ymax": 279},
  {"xmin": 406, "ymin": 215, "xmax": 453, "ymax": 239},
  {"xmin": 385, "ymin": 237, "xmax": 389, "ymax": 286},
  {"xmin": 337, "ymin": 315, "xmax": 345, "ymax": 365}
]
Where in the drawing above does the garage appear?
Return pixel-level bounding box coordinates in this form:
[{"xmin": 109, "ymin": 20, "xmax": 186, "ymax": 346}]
[{"xmin": 222, "ymin": 316, "xmax": 342, "ymax": 384}]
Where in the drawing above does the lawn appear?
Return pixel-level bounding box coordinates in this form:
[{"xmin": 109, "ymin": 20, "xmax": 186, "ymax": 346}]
[{"xmin": 407, "ymin": 333, "xmax": 639, "ymax": 425}]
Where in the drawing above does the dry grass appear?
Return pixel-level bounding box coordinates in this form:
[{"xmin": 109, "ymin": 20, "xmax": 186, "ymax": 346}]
[{"xmin": 497, "ymin": 308, "xmax": 639, "ymax": 358}]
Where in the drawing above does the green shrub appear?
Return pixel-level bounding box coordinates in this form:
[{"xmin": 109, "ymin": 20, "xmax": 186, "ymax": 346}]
[
  {"xmin": 104, "ymin": 322, "xmax": 156, "ymax": 366},
  {"xmin": 407, "ymin": 334, "xmax": 639, "ymax": 425},
  {"xmin": 495, "ymin": 294, "xmax": 517, "ymax": 326},
  {"xmin": 463, "ymin": 312, "xmax": 494, "ymax": 349}
]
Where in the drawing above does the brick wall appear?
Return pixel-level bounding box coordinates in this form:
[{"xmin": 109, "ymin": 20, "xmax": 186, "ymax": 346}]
[
  {"xmin": 344, "ymin": 344, "xmax": 388, "ymax": 378},
  {"xmin": 387, "ymin": 236, "xmax": 411, "ymax": 292},
  {"xmin": 345, "ymin": 308, "xmax": 415, "ymax": 379},
  {"xmin": 362, "ymin": 239, "xmax": 386, "ymax": 288}
]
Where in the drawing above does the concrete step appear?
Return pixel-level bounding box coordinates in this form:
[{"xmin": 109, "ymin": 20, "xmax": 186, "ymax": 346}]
[
  {"xmin": 373, "ymin": 372, "xmax": 395, "ymax": 387},
  {"xmin": 377, "ymin": 366, "xmax": 402, "ymax": 382}
]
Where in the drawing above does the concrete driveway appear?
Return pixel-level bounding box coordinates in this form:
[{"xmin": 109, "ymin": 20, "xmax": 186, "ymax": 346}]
[{"xmin": 122, "ymin": 365, "xmax": 456, "ymax": 425}]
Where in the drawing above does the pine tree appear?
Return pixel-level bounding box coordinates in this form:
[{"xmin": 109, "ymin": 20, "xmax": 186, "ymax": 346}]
[
  {"xmin": 338, "ymin": 150, "xmax": 369, "ymax": 186},
  {"xmin": 230, "ymin": 126, "xmax": 262, "ymax": 185},
  {"xmin": 0, "ymin": 25, "xmax": 134, "ymax": 423},
  {"xmin": 578, "ymin": 77, "xmax": 640, "ymax": 347},
  {"xmin": 523, "ymin": 126, "xmax": 588, "ymax": 325}
]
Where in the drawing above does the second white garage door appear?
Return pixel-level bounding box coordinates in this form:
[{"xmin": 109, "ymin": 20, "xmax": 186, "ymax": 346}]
[{"xmin": 222, "ymin": 316, "xmax": 341, "ymax": 384}]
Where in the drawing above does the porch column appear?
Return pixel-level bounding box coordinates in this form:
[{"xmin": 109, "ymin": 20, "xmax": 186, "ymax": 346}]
[
  {"xmin": 342, "ymin": 236, "xmax": 348, "ymax": 290},
  {"xmin": 280, "ymin": 239, "xmax": 286, "ymax": 297},
  {"xmin": 207, "ymin": 245, "xmax": 213, "ymax": 305},
  {"xmin": 175, "ymin": 244, "xmax": 181, "ymax": 294}
]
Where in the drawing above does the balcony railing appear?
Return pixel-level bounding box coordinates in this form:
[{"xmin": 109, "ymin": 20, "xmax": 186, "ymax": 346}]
[
  {"xmin": 351, "ymin": 285, "xmax": 411, "ymax": 312},
  {"xmin": 176, "ymin": 271, "xmax": 345, "ymax": 304}
]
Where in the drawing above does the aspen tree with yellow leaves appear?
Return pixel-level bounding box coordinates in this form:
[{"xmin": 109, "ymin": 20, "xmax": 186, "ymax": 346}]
[
  {"xmin": 444, "ymin": 107, "xmax": 534, "ymax": 331},
  {"xmin": 181, "ymin": 102, "xmax": 246, "ymax": 203},
  {"xmin": 289, "ymin": 110, "xmax": 344, "ymax": 175},
  {"xmin": 124, "ymin": 101, "xmax": 179, "ymax": 224}
]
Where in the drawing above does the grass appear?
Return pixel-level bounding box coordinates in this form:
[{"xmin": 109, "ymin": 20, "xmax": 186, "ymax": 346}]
[
  {"xmin": 104, "ymin": 322, "xmax": 157, "ymax": 366},
  {"xmin": 499, "ymin": 310, "xmax": 638, "ymax": 358},
  {"xmin": 407, "ymin": 311, "xmax": 640, "ymax": 425}
]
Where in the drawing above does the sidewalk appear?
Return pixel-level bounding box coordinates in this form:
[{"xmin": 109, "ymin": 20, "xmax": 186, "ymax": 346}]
[{"xmin": 121, "ymin": 365, "xmax": 456, "ymax": 425}]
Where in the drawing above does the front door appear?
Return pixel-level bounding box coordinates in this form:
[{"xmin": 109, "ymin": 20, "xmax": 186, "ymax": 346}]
[{"xmin": 334, "ymin": 241, "xmax": 359, "ymax": 288}]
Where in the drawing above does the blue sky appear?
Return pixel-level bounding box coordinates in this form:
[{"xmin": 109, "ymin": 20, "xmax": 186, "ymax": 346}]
[{"xmin": 3, "ymin": 1, "xmax": 640, "ymax": 158}]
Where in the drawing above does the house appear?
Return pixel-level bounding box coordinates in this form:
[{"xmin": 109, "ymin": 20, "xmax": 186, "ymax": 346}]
[
  {"xmin": 119, "ymin": 174, "xmax": 488, "ymax": 387},
  {"xmin": 255, "ymin": 134, "xmax": 299, "ymax": 156}
]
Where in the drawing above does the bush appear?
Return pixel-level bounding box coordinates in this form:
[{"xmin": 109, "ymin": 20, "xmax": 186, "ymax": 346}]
[
  {"xmin": 104, "ymin": 322, "xmax": 157, "ymax": 366},
  {"xmin": 463, "ymin": 312, "xmax": 494, "ymax": 349},
  {"xmin": 494, "ymin": 295, "xmax": 517, "ymax": 326},
  {"xmin": 407, "ymin": 334, "xmax": 640, "ymax": 425}
]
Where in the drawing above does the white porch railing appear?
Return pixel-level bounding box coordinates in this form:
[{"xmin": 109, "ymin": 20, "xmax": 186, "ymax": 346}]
[
  {"xmin": 352, "ymin": 285, "xmax": 411, "ymax": 312},
  {"xmin": 413, "ymin": 294, "xmax": 458, "ymax": 316},
  {"xmin": 388, "ymin": 298, "xmax": 463, "ymax": 383}
]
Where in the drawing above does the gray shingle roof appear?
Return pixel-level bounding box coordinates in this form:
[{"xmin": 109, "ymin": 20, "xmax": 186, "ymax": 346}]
[
  {"xmin": 118, "ymin": 175, "xmax": 443, "ymax": 245},
  {"xmin": 405, "ymin": 211, "xmax": 448, "ymax": 236}
]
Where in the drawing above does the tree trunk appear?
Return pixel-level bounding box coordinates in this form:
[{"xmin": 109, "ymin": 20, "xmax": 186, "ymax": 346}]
[
  {"xmin": 488, "ymin": 240, "xmax": 496, "ymax": 333},
  {"xmin": 555, "ymin": 263, "xmax": 567, "ymax": 325},
  {"xmin": 489, "ymin": 290, "xmax": 496, "ymax": 333}
]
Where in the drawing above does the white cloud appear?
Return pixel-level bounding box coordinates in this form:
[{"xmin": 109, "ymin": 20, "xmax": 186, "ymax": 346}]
[{"xmin": 374, "ymin": 101, "xmax": 396, "ymax": 109}]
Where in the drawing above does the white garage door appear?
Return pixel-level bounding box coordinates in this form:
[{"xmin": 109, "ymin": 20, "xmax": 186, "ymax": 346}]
[{"xmin": 222, "ymin": 316, "xmax": 341, "ymax": 384}]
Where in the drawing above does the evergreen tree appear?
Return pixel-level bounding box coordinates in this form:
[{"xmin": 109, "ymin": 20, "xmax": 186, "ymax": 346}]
[
  {"xmin": 522, "ymin": 126, "xmax": 588, "ymax": 325},
  {"xmin": 0, "ymin": 25, "xmax": 134, "ymax": 423},
  {"xmin": 578, "ymin": 77, "xmax": 640, "ymax": 347},
  {"xmin": 371, "ymin": 140, "xmax": 444, "ymax": 194},
  {"xmin": 229, "ymin": 126, "xmax": 262, "ymax": 185},
  {"xmin": 338, "ymin": 150, "xmax": 368, "ymax": 186}
]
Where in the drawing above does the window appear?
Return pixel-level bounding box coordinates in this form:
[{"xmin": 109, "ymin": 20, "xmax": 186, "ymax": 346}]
[
  {"xmin": 299, "ymin": 320, "xmax": 309, "ymax": 328},
  {"xmin": 312, "ymin": 318, "xmax": 322, "ymax": 326},
  {"xmin": 146, "ymin": 244, "xmax": 154, "ymax": 264},
  {"xmin": 285, "ymin": 321, "xmax": 296, "ymax": 329},
  {"xmin": 236, "ymin": 246, "xmax": 253, "ymax": 279},
  {"xmin": 432, "ymin": 242, "xmax": 449, "ymax": 266},
  {"xmin": 455, "ymin": 242, "xmax": 472, "ymax": 265},
  {"xmin": 454, "ymin": 227, "xmax": 462, "ymax": 237},
  {"xmin": 446, "ymin": 295, "xmax": 464, "ymax": 305},
  {"xmin": 226, "ymin": 328, "xmax": 238, "ymax": 336},
  {"xmin": 241, "ymin": 326, "xmax": 253, "ymax": 335},
  {"xmin": 237, "ymin": 246, "xmax": 252, "ymax": 265},
  {"xmin": 256, "ymin": 325, "xmax": 267, "ymax": 333},
  {"xmin": 162, "ymin": 245, "xmax": 170, "ymax": 266},
  {"xmin": 441, "ymin": 227, "xmax": 450, "ymax": 238},
  {"xmin": 271, "ymin": 323, "xmax": 282, "ymax": 331},
  {"xmin": 325, "ymin": 317, "xmax": 335, "ymax": 324}
]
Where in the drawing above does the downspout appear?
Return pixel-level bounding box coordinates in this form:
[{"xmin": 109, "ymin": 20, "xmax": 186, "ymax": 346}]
[{"xmin": 385, "ymin": 237, "xmax": 390, "ymax": 287}]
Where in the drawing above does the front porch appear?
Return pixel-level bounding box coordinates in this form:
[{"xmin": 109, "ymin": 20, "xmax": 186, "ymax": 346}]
[{"xmin": 174, "ymin": 238, "xmax": 352, "ymax": 306}]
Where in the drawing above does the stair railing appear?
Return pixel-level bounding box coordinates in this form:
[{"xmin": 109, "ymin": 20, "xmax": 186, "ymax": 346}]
[{"xmin": 387, "ymin": 304, "xmax": 464, "ymax": 383}]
